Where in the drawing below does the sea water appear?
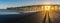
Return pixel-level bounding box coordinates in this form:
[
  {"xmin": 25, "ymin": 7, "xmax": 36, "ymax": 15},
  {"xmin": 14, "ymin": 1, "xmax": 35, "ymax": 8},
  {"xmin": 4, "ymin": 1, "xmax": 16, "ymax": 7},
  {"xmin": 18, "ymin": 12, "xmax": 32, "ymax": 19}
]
[{"xmin": 0, "ymin": 10, "xmax": 20, "ymax": 15}]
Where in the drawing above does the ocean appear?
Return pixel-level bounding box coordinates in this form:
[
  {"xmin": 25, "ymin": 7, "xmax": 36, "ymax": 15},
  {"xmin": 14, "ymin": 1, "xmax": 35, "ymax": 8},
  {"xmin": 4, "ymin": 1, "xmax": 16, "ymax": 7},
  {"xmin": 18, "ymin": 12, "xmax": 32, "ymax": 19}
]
[
  {"xmin": 0, "ymin": 10, "xmax": 20, "ymax": 15},
  {"xmin": 0, "ymin": 9, "xmax": 39, "ymax": 23}
]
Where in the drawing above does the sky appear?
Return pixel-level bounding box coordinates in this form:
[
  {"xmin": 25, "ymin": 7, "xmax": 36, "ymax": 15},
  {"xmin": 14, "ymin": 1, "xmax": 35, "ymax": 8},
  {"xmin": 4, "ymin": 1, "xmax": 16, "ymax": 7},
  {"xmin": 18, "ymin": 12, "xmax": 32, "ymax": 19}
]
[{"xmin": 0, "ymin": 0, "xmax": 60, "ymax": 9}]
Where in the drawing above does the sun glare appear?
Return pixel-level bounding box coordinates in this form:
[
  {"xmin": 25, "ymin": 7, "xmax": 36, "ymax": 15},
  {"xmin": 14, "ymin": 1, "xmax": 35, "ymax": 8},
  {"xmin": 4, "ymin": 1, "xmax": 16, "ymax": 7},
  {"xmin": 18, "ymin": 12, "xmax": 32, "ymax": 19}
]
[
  {"xmin": 43, "ymin": 2, "xmax": 52, "ymax": 5},
  {"xmin": 45, "ymin": 6, "xmax": 51, "ymax": 11}
]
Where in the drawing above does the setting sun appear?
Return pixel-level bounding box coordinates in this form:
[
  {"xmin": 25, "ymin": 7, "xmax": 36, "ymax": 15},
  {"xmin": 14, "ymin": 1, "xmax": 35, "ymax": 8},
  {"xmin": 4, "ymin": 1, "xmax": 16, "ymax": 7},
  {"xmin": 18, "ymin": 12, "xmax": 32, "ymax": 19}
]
[{"xmin": 45, "ymin": 6, "xmax": 51, "ymax": 11}]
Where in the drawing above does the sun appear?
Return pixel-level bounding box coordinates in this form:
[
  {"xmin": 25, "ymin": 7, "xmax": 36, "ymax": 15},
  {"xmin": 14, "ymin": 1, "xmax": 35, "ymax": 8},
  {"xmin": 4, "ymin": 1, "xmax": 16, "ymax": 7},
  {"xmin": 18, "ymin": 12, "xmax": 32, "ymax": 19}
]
[{"xmin": 45, "ymin": 6, "xmax": 51, "ymax": 11}]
